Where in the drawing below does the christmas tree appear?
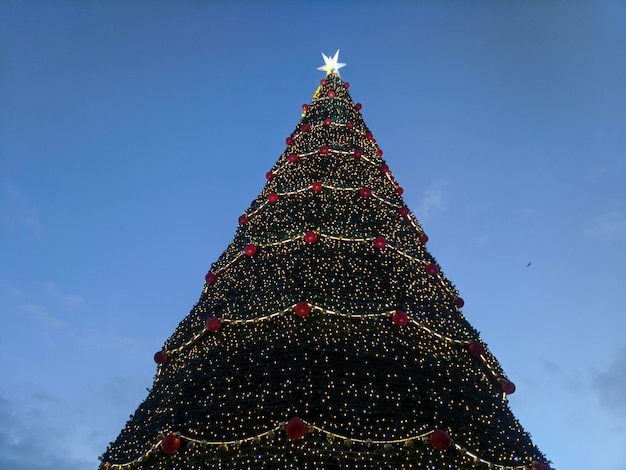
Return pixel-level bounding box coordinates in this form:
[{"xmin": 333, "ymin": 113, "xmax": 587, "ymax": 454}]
[{"xmin": 99, "ymin": 52, "xmax": 551, "ymax": 470}]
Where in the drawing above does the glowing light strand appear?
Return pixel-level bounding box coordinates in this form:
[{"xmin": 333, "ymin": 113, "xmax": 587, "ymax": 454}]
[
  {"xmin": 102, "ymin": 423, "xmax": 537, "ymax": 470},
  {"xmin": 208, "ymin": 229, "xmax": 452, "ymax": 297},
  {"xmin": 158, "ymin": 301, "xmax": 508, "ymax": 387}
]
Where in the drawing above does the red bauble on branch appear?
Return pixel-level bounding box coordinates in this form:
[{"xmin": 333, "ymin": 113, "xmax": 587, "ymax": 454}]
[
  {"xmin": 154, "ymin": 351, "xmax": 168, "ymax": 365},
  {"xmin": 353, "ymin": 148, "xmax": 363, "ymax": 158},
  {"xmin": 312, "ymin": 181, "xmax": 323, "ymax": 192},
  {"xmin": 238, "ymin": 215, "xmax": 248, "ymax": 225},
  {"xmin": 285, "ymin": 417, "xmax": 307, "ymax": 440},
  {"xmin": 323, "ymin": 118, "xmax": 332, "ymax": 126},
  {"xmin": 355, "ymin": 103, "xmax": 362, "ymax": 111},
  {"xmin": 205, "ymin": 272, "xmax": 217, "ymax": 285},
  {"xmin": 320, "ymin": 145, "xmax": 330, "ymax": 155},
  {"xmin": 294, "ymin": 301, "xmax": 312, "ymax": 318},
  {"xmin": 288, "ymin": 153, "xmax": 298, "ymax": 163},
  {"xmin": 365, "ymin": 132, "xmax": 374, "ymax": 140},
  {"xmin": 359, "ymin": 187, "xmax": 371, "ymax": 198},
  {"xmin": 327, "ymin": 90, "xmax": 335, "ymax": 98},
  {"xmin": 398, "ymin": 206, "xmax": 409, "ymax": 217},
  {"xmin": 304, "ymin": 231, "xmax": 318, "ymax": 243},
  {"xmin": 454, "ymin": 297, "xmax": 465, "ymax": 308},
  {"xmin": 373, "ymin": 236, "xmax": 386, "ymax": 249},
  {"xmin": 425, "ymin": 262, "xmax": 439, "ymax": 275},
  {"xmin": 343, "ymin": 82, "xmax": 350, "ymax": 89},
  {"xmin": 161, "ymin": 433, "xmax": 181, "ymax": 454},
  {"xmin": 429, "ymin": 429, "xmax": 451, "ymax": 450},
  {"xmin": 206, "ymin": 316, "xmax": 222, "ymax": 333},
  {"xmin": 396, "ymin": 186, "xmax": 404, "ymax": 195},
  {"xmin": 286, "ymin": 136, "xmax": 294, "ymax": 145},
  {"xmin": 376, "ymin": 148, "xmax": 383, "ymax": 157},
  {"xmin": 268, "ymin": 192, "xmax": 278, "ymax": 203},
  {"xmin": 502, "ymin": 380, "xmax": 516, "ymax": 394},
  {"xmin": 380, "ymin": 164, "xmax": 390, "ymax": 173},
  {"xmin": 346, "ymin": 121, "xmax": 355, "ymax": 129},
  {"xmin": 320, "ymin": 79, "xmax": 327, "ymax": 86},
  {"xmin": 265, "ymin": 171, "xmax": 274, "ymax": 181},
  {"xmin": 468, "ymin": 341, "xmax": 484, "ymax": 357},
  {"xmin": 419, "ymin": 233, "xmax": 429, "ymax": 244},
  {"xmin": 301, "ymin": 123, "xmax": 310, "ymax": 132},
  {"xmin": 301, "ymin": 103, "xmax": 309, "ymax": 111},
  {"xmin": 244, "ymin": 244, "xmax": 257, "ymax": 257},
  {"xmin": 392, "ymin": 309, "xmax": 409, "ymax": 326}
]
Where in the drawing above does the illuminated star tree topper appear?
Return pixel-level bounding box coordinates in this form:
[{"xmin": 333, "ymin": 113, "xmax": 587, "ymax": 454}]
[{"xmin": 317, "ymin": 50, "xmax": 346, "ymax": 76}]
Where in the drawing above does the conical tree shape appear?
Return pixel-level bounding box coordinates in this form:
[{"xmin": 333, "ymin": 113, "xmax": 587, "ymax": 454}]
[{"xmin": 100, "ymin": 71, "xmax": 550, "ymax": 470}]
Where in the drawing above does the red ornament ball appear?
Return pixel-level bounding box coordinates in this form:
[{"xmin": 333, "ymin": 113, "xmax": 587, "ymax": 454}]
[
  {"xmin": 288, "ymin": 153, "xmax": 298, "ymax": 163},
  {"xmin": 353, "ymin": 148, "xmax": 363, "ymax": 158},
  {"xmin": 343, "ymin": 82, "xmax": 350, "ymax": 89},
  {"xmin": 373, "ymin": 236, "xmax": 386, "ymax": 249},
  {"xmin": 320, "ymin": 79, "xmax": 327, "ymax": 86},
  {"xmin": 454, "ymin": 297, "xmax": 465, "ymax": 308},
  {"xmin": 206, "ymin": 316, "xmax": 222, "ymax": 332},
  {"xmin": 380, "ymin": 164, "xmax": 390, "ymax": 173},
  {"xmin": 301, "ymin": 123, "xmax": 311, "ymax": 132},
  {"xmin": 502, "ymin": 380, "xmax": 516, "ymax": 394},
  {"xmin": 532, "ymin": 462, "xmax": 550, "ymax": 470},
  {"xmin": 153, "ymin": 351, "xmax": 168, "ymax": 365},
  {"xmin": 285, "ymin": 416, "xmax": 307, "ymax": 440},
  {"xmin": 392, "ymin": 309, "xmax": 409, "ymax": 326},
  {"xmin": 365, "ymin": 132, "xmax": 374, "ymax": 140},
  {"xmin": 312, "ymin": 181, "xmax": 323, "ymax": 192},
  {"xmin": 294, "ymin": 301, "xmax": 312, "ymax": 318},
  {"xmin": 244, "ymin": 244, "xmax": 257, "ymax": 256},
  {"xmin": 376, "ymin": 148, "xmax": 383, "ymax": 157},
  {"xmin": 396, "ymin": 186, "xmax": 404, "ymax": 195},
  {"xmin": 359, "ymin": 187, "xmax": 371, "ymax": 198},
  {"xmin": 425, "ymin": 262, "xmax": 439, "ymax": 275},
  {"xmin": 161, "ymin": 433, "xmax": 181, "ymax": 454},
  {"xmin": 265, "ymin": 171, "xmax": 274, "ymax": 181},
  {"xmin": 320, "ymin": 145, "xmax": 330, "ymax": 155},
  {"xmin": 238, "ymin": 215, "xmax": 248, "ymax": 225},
  {"xmin": 468, "ymin": 341, "xmax": 484, "ymax": 357},
  {"xmin": 268, "ymin": 192, "xmax": 278, "ymax": 203},
  {"xmin": 327, "ymin": 90, "xmax": 335, "ymax": 98},
  {"xmin": 302, "ymin": 103, "xmax": 309, "ymax": 111},
  {"xmin": 355, "ymin": 103, "xmax": 362, "ymax": 111},
  {"xmin": 304, "ymin": 231, "xmax": 318, "ymax": 243},
  {"xmin": 429, "ymin": 429, "xmax": 451, "ymax": 450},
  {"xmin": 286, "ymin": 136, "xmax": 294, "ymax": 145},
  {"xmin": 323, "ymin": 118, "xmax": 332, "ymax": 126},
  {"xmin": 419, "ymin": 233, "xmax": 429, "ymax": 244},
  {"xmin": 205, "ymin": 272, "xmax": 217, "ymax": 285},
  {"xmin": 346, "ymin": 121, "xmax": 355, "ymax": 129},
  {"xmin": 398, "ymin": 206, "xmax": 409, "ymax": 217}
]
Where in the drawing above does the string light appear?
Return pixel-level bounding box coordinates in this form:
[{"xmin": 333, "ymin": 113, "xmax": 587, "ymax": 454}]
[{"xmin": 101, "ymin": 422, "xmax": 541, "ymax": 470}]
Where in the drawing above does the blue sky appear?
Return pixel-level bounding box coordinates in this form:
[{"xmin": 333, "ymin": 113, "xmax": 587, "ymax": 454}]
[{"xmin": 1, "ymin": 2, "xmax": 625, "ymax": 469}]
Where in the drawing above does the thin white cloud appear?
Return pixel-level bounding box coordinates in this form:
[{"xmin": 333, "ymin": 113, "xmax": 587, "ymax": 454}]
[
  {"xmin": 416, "ymin": 184, "xmax": 445, "ymax": 218},
  {"xmin": 585, "ymin": 210, "xmax": 626, "ymax": 240},
  {"xmin": 0, "ymin": 181, "xmax": 41, "ymax": 234},
  {"xmin": 43, "ymin": 282, "xmax": 84, "ymax": 307},
  {"xmin": 592, "ymin": 345, "xmax": 626, "ymax": 416},
  {"xmin": 476, "ymin": 234, "xmax": 489, "ymax": 244},
  {"xmin": 0, "ymin": 394, "xmax": 94, "ymax": 470},
  {"xmin": 19, "ymin": 304, "xmax": 67, "ymax": 330}
]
